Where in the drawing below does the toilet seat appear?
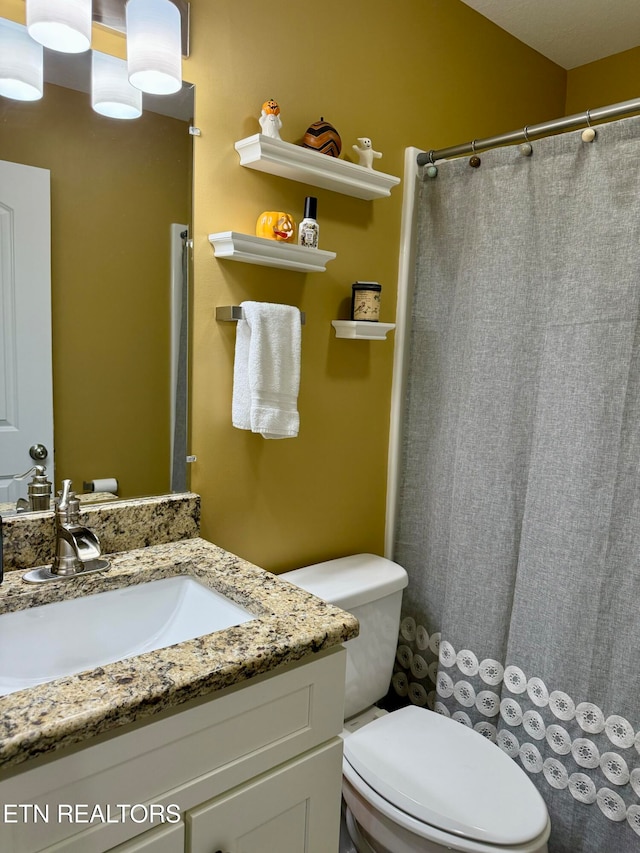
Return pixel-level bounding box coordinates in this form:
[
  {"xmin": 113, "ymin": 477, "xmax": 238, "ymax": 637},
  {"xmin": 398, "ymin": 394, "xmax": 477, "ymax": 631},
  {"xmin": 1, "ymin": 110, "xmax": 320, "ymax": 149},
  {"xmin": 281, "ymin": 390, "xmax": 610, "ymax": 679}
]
[
  {"xmin": 343, "ymin": 706, "xmax": 550, "ymax": 850},
  {"xmin": 343, "ymin": 762, "xmax": 550, "ymax": 853}
]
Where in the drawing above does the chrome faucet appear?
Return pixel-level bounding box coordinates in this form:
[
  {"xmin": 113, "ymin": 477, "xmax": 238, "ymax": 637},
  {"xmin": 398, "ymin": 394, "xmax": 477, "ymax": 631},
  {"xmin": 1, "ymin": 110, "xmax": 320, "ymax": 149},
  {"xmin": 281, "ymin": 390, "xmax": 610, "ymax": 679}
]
[
  {"xmin": 20, "ymin": 479, "xmax": 109, "ymax": 584},
  {"xmin": 51, "ymin": 479, "xmax": 102, "ymax": 577}
]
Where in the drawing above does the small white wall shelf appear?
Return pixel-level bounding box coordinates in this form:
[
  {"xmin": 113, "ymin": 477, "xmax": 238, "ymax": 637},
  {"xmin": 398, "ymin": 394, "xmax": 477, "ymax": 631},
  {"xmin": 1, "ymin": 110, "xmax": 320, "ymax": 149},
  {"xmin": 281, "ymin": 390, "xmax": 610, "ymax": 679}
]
[
  {"xmin": 209, "ymin": 231, "xmax": 336, "ymax": 273},
  {"xmin": 234, "ymin": 135, "xmax": 401, "ymax": 200},
  {"xmin": 332, "ymin": 320, "xmax": 396, "ymax": 340}
]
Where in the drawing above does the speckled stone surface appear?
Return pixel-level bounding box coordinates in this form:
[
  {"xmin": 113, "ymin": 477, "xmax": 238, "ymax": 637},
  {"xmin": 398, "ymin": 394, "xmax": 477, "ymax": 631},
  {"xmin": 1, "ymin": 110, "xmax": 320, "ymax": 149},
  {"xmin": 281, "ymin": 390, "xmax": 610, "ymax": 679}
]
[
  {"xmin": 2, "ymin": 492, "xmax": 200, "ymax": 571},
  {"xmin": 0, "ymin": 537, "xmax": 358, "ymax": 771}
]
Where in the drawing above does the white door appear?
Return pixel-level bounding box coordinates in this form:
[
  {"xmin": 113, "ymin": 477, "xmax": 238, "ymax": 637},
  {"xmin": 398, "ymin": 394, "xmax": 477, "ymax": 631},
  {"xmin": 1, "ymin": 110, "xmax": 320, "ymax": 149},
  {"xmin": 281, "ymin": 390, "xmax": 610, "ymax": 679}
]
[{"xmin": 0, "ymin": 160, "xmax": 53, "ymax": 505}]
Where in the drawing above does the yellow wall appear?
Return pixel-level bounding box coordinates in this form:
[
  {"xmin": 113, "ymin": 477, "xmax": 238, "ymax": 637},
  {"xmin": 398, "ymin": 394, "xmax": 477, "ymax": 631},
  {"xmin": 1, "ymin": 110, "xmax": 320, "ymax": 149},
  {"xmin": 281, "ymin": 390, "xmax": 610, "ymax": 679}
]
[
  {"xmin": 184, "ymin": 0, "xmax": 566, "ymax": 572},
  {"xmin": 566, "ymin": 47, "xmax": 640, "ymax": 115}
]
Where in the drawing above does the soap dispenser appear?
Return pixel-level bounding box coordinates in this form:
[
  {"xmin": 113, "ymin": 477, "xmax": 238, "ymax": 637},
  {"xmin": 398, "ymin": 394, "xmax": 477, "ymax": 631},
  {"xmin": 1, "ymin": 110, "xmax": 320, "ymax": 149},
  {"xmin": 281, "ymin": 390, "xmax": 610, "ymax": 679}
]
[{"xmin": 15, "ymin": 465, "xmax": 52, "ymax": 512}]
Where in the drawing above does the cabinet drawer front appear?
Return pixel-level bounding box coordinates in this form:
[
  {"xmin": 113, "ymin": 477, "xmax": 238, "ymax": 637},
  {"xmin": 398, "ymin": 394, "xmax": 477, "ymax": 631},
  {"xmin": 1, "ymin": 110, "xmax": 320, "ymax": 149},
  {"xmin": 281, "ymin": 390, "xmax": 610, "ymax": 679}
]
[
  {"xmin": 187, "ymin": 739, "xmax": 343, "ymax": 853},
  {"xmin": 0, "ymin": 649, "xmax": 346, "ymax": 853}
]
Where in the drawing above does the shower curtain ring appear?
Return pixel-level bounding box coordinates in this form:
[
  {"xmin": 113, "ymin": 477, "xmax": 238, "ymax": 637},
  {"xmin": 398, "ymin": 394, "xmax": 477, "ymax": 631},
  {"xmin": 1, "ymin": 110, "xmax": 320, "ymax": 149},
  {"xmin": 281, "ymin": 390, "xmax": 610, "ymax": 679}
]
[
  {"xmin": 425, "ymin": 150, "xmax": 438, "ymax": 179},
  {"xmin": 469, "ymin": 140, "xmax": 481, "ymax": 168},
  {"xmin": 582, "ymin": 109, "xmax": 596, "ymax": 143},
  {"xmin": 519, "ymin": 126, "xmax": 533, "ymax": 157},
  {"xmin": 424, "ymin": 148, "xmax": 438, "ymax": 178}
]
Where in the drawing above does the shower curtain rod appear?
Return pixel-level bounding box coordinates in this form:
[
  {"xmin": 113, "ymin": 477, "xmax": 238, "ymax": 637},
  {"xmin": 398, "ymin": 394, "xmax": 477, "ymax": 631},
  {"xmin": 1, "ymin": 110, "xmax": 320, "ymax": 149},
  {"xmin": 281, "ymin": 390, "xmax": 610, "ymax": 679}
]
[{"xmin": 416, "ymin": 97, "xmax": 640, "ymax": 165}]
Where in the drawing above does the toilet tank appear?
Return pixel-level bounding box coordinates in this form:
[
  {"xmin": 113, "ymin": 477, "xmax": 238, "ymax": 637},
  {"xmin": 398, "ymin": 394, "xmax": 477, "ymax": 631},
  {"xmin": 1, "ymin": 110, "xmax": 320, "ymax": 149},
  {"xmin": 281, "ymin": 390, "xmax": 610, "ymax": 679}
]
[{"xmin": 283, "ymin": 554, "xmax": 408, "ymax": 720}]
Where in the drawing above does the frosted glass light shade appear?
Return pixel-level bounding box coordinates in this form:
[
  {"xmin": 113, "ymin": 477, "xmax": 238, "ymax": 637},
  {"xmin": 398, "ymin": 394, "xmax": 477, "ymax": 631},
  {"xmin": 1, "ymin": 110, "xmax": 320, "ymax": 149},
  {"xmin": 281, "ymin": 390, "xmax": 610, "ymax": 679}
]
[
  {"xmin": 0, "ymin": 18, "xmax": 43, "ymax": 101},
  {"xmin": 92, "ymin": 51, "xmax": 142, "ymax": 119},
  {"xmin": 26, "ymin": 0, "xmax": 92, "ymax": 54},
  {"xmin": 126, "ymin": 0, "xmax": 181, "ymax": 95}
]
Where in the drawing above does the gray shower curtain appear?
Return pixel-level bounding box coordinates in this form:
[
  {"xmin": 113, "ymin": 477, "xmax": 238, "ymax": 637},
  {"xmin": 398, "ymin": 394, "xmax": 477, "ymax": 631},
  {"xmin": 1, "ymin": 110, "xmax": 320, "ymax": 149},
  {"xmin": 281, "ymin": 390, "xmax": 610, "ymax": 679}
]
[{"xmin": 393, "ymin": 115, "xmax": 640, "ymax": 853}]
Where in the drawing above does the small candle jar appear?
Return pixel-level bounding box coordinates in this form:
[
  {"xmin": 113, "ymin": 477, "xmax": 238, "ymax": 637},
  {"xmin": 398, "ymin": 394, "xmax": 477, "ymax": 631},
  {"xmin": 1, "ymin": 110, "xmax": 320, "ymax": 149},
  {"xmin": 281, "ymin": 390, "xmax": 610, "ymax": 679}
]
[{"xmin": 351, "ymin": 281, "xmax": 381, "ymax": 321}]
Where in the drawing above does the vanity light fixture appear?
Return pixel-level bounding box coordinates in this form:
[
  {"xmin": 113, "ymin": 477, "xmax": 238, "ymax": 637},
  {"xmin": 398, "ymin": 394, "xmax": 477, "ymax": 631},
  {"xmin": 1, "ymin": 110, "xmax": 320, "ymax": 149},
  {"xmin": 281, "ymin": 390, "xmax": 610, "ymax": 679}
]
[
  {"xmin": 26, "ymin": 0, "xmax": 92, "ymax": 54},
  {"xmin": 126, "ymin": 0, "xmax": 182, "ymax": 95},
  {"xmin": 91, "ymin": 51, "xmax": 142, "ymax": 119},
  {"xmin": 0, "ymin": 1, "xmax": 186, "ymax": 113},
  {"xmin": 0, "ymin": 18, "xmax": 43, "ymax": 101}
]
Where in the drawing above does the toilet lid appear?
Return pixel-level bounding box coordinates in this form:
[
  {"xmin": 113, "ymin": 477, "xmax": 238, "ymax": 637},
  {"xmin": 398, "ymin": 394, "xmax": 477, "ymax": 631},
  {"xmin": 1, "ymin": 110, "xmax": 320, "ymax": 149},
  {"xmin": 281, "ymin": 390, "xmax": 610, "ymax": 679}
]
[{"xmin": 343, "ymin": 705, "xmax": 549, "ymax": 847}]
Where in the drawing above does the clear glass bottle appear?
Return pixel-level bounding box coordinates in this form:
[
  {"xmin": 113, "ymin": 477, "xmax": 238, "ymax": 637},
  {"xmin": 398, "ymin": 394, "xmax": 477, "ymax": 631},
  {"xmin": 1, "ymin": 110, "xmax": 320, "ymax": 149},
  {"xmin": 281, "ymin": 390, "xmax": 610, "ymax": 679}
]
[{"xmin": 298, "ymin": 196, "xmax": 319, "ymax": 248}]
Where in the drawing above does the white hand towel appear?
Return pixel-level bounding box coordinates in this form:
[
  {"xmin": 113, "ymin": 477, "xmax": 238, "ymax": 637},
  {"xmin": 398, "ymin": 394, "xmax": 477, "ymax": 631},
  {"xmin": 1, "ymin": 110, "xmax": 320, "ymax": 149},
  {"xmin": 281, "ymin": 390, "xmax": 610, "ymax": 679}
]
[{"xmin": 232, "ymin": 301, "xmax": 301, "ymax": 439}]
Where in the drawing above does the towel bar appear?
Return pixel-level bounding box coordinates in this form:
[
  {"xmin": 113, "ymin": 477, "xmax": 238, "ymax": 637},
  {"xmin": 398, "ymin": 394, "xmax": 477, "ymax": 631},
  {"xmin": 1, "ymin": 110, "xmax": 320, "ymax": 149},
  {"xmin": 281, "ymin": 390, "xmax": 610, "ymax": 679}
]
[{"xmin": 216, "ymin": 305, "xmax": 306, "ymax": 324}]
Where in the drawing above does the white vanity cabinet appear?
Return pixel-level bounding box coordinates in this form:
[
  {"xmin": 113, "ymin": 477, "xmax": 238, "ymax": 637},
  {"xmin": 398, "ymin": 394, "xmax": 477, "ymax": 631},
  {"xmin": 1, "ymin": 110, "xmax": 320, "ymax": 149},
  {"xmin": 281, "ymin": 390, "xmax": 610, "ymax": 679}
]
[{"xmin": 0, "ymin": 647, "xmax": 346, "ymax": 853}]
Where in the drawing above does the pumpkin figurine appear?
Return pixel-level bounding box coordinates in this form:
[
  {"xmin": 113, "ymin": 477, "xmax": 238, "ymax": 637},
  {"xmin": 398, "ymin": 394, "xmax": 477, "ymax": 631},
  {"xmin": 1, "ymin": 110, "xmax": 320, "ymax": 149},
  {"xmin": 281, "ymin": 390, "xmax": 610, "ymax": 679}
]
[
  {"xmin": 259, "ymin": 99, "xmax": 282, "ymax": 140},
  {"xmin": 302, "ymin": 117, "xmax": 342, "ymax": 157},
  {"xmin": 256, "ymin": 211, "xmax": 296, "ymax": 242}
]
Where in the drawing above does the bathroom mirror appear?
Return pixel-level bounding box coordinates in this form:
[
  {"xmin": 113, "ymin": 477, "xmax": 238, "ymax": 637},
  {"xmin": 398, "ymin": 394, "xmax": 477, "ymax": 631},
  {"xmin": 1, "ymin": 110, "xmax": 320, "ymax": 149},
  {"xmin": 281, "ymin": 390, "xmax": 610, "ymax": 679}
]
[{"xmin": 0, "ymin": 34, "xmax": 194, "ymax": 510}]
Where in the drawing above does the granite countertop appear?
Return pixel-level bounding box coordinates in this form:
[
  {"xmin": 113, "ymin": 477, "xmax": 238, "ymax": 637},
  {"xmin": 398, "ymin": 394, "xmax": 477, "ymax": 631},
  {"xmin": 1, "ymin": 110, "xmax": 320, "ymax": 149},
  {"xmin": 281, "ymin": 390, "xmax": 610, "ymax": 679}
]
[{"xmin": 0, "ymin": 538, "xmax": 359, "ymax": 771}]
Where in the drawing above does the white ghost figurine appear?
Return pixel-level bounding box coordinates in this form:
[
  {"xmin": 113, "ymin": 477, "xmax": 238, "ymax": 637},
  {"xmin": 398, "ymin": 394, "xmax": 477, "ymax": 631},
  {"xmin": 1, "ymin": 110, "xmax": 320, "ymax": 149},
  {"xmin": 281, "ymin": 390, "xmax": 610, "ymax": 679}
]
[
  {"xmin": 259, "ymin": 100, "xmax": 283, "ymax": 140},
  {"xmin": 352, "ymin": 137, "xmax": 382, "ymax": 169}
]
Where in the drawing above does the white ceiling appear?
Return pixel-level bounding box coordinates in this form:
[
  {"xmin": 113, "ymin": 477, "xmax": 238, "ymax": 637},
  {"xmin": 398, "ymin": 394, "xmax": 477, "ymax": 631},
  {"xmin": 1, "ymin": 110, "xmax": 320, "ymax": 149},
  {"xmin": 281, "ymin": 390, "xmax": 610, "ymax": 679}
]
[{"xmin": 459, "ymin": 0, "xmax": 640, "ymax": 70}]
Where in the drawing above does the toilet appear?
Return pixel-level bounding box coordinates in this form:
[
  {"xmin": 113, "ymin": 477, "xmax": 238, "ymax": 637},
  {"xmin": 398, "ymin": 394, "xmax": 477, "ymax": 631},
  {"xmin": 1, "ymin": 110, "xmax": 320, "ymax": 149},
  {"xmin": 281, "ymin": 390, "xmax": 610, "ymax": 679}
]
[{"xmin": 283, "ymin": 554, "xmax": 551, "ymax": 853}]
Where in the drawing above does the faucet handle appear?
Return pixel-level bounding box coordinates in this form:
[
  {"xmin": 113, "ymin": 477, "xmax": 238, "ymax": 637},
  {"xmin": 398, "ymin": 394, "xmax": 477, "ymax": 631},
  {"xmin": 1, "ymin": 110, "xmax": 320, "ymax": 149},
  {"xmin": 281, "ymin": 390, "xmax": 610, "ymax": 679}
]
[
  {"xmin": 57, "ymin": 479, "xmax": 72, "ymax": 512},
  {"xmin": 56, "ymin": 479, "xmax": 83, "ymax": 526}
]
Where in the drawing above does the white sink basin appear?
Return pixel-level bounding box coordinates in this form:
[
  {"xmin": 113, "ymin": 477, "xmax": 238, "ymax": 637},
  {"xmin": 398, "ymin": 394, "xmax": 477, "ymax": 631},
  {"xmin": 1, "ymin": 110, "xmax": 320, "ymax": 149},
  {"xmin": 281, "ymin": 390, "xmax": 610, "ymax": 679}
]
[{"xmin": 0, "ymin": 576, "xmax": 255, "ymax": 696}]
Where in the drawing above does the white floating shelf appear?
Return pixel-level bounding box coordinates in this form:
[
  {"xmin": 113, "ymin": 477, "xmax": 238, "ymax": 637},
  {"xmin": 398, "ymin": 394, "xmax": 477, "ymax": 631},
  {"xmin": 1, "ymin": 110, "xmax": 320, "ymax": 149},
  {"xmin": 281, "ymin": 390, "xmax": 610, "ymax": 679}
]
[
  {"xmin": 332, "ymin": 320, "xmax": 396, "ymax": 340},
  {"xmin": 234, "ymin": 134, "xmax": 401, "ymax": 200},
  {"xmin": 208, "ymin": 231, "xmax": 336, "ymax": 273}
]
